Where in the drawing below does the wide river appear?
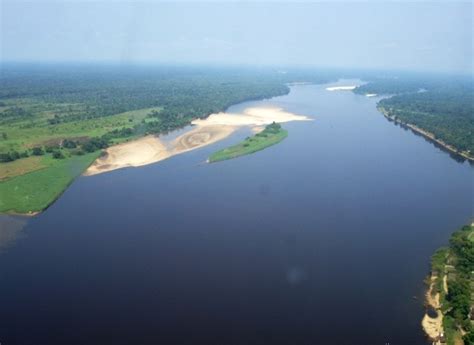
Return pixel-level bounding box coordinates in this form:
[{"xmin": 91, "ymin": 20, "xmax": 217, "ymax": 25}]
[{"xmin": 0, "ymin": 81, "xmax": 472, "ymax": 345}]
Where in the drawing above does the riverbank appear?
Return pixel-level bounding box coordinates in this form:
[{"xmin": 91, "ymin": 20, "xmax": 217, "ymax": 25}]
[
  {"xmin": 208, "ymin": 122, "xmax": 287, "ymax": 163},
  {"xmin": 421, "ymin": 224, "xmax": 474, "ymax": 344},
  {"xmin": 0, "ymin": 151, "xmax": 100, "ymax": 215},
  {"xmin": 379, "ymin": 107, "xmax": 473, "ymax": 163}
]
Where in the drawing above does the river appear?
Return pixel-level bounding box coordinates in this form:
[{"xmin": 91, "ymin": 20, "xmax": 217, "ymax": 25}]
[{"xmin": 0, "ymin": 80, "xmax": 472, "ymax": 344}]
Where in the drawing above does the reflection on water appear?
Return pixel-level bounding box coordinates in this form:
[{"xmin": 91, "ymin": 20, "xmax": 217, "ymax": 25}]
[{"xmin": 0, "ymin": 216, "xmax": 28, "ymax": 253}]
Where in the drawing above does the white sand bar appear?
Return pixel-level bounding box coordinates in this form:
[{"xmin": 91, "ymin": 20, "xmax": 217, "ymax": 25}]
[
  {"xmin": 84, "ymin": 136, "xmax": 170, "ymax": 176},
  {"xmin": 84, "ymin": 107, "xmax": 311, "ymax": 176},
  {"xmin": 192, "ymin": 107, "xmax": 309, "ymax": 127},
  {"xmin": 326, "ymin": 86, "xmax": 356, "ymax": 91}
]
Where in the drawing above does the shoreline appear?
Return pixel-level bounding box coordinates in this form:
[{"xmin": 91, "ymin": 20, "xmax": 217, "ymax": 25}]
[
  {"xmin": 1, "ymin": 151, "xmax": 101, "ymax": 217},
  {"xmin": 208, "ymin": 123, "xmax": 287, "ymax": 163},
  {"xmin": 420, "ymin": 224, "xmax": 474, "ymax": 344},
  {"xmin": 379, "ymin": 107, "xmax": 474, "ymax": 162}
]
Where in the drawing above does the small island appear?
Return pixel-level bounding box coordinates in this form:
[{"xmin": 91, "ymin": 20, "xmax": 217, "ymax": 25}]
[{"xmin": 209, "ymin": 122, "xmax": 287, "ymax": 163}]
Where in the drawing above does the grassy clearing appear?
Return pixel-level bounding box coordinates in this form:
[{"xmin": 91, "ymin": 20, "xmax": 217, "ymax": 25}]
[
  {"xmin": 0, "ymin": 106, "xmax": 161, "ymax": 153},
  {"xmin": 209, "ymin": 122, "xmax": 287, "ymax": 163},
  {"xmin": 0, "ymin": 152, "xmax": 100, "ymax": 214},
  {"xmin": 443, "ymin": 316, "xmax": 463, "ymax": 345}
]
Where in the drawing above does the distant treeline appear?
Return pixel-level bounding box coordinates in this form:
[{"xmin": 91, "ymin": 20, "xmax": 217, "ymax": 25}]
[
  {"xmin": 0, "ymin": 65, "xmax": 336, "ymax": 163},
  {"xmin": 355, "ymin": 76, "xmax": 474, "ymax": 156},
  {"xmin": 0, "ymin": 67, "xmax": 291, "ymax": 124}
]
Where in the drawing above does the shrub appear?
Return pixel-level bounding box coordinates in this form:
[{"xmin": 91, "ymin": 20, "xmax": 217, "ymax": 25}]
[
  {"xmin": 52, "ymin": 150, "xmax": 65, "ymax": 159},
  {"xmin": 32, "ymin": 147, "xmax": 45, "ymax": 156}
]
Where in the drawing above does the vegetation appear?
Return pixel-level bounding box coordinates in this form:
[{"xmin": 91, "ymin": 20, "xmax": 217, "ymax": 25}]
[
  {"xmin": 0, "ymin": 152, "xmax": 100, "ymax": 214},
  {"xmin": 355, "ymin": 76, "xmax": 474, "ymax": 158},
  {"xmin": 428, "ymin": 224, "xmax": 474, "ymax": 344},
  {"xmin": 209, "ymin": 122, "xmax": 287, "ymax": 163}
]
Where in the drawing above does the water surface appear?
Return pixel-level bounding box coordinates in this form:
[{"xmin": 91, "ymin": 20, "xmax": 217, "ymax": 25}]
[{"xmin": 0, "ymin": 81, "xmax": 472, "ymax": 345}]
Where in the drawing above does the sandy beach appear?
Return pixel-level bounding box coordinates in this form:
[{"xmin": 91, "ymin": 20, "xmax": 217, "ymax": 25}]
[
  {"xmin": 84, "ymin": 106, "xmax": 310, "ymax": 176},
  {"xmin": 171, "ymin": 124, "xmax": 237, "ymax": 154},
  {"xmin": 422, "ymin": 275, "xmax": 444, "ymax": 342},
  {"xmin": 84, "ymin": 135, "xmax": 170, "ymax": 176}
]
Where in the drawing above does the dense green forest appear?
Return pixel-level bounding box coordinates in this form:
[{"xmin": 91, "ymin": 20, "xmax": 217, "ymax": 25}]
[{"xmin": 355, "ymin": 76, "xmax": 474, "ymax": 157}]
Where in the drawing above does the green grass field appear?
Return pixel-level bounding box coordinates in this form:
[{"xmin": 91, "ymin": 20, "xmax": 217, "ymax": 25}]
[
  {"xmin": 209, "ymin": 123, "xmax": 288, "ymax": 163},
  {"xmin": 0, "ymin": 151, "xmax": 100, "ymax": 214},
  {"xmin": 0, "ymin": 106, "xmax": 161, "ymax": 153}
]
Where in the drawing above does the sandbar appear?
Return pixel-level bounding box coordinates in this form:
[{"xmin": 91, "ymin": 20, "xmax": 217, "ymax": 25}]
[
  {"xmin": 84, "ymin": 136, "xmax": 170, "ymax": 176},
  {"xmin": 326, "ymin": 86, "xmax": 356, "ymax": 91},
  {"xmin": 84, "ymin": 106, "xmax": 311, "ymax": 176},
  {"xmin": 191, "ymin": 107, "xmax": 310, "ymax": 127},
  {"xmin": 171, "ymin": 124, "xmax": 237, "ymax": 155}
]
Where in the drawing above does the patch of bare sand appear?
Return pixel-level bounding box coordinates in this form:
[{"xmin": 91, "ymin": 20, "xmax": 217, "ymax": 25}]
[
  {"xmin": 191, "ymin": 106, "xmax": 310, "ymax": 127},
  {"xmin": 171, "ymin": 125, "xmax": 236, "ymax": 155},
  {"xmin": 326, "ymin": 86, "xmax": 356, "ymax": 91},
  {"xmin": 422, "ymin": 275, "xmax": 444, "ymax": 342},
  {"xmin": 84, "ymin": 136, "xmax": 170, "ymax": 176}
]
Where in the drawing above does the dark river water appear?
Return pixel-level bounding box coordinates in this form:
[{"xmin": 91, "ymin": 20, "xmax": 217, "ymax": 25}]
[{"xmin": 0, "ymin": 81, "xmax": 473, "ymax": 345}]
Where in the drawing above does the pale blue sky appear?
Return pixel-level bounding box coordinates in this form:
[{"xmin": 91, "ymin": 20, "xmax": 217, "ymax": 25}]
[{"xmin": 1, "ymin": 1, "xmax": 472, "ymax": 73}]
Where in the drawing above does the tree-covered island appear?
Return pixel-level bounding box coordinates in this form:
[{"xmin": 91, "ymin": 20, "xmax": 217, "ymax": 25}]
[{"xmin": 208, "ymin": 122, "xmax": 287, "ymax": 163}]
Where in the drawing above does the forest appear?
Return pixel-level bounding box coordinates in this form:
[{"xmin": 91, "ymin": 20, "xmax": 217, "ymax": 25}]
[{"xmin": 355, "ymin": 76, "xmax": 474, "ymax": 156}]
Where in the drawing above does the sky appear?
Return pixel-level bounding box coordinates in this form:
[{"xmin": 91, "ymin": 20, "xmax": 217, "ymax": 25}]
[{"xmin": 1, "ymin": 1, "xmax": 472, "ymax": 73}]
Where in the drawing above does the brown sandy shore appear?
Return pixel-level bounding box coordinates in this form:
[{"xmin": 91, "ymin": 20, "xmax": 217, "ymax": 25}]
[
  {"xmin": 85, "ymin": 107, "xmax": 311, "ymax": 176},
  {"xmin": 379, "ymin": 107, "xmax": 474, "ymax": 162},
  {"xmin": 422, "ymin": 275, "xmax": 444, "ymax": 343}
]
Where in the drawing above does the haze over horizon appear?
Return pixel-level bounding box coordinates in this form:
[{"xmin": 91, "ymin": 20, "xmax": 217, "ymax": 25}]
[{"xmin": 1, "ymin": 1, "xmax": 472, "ymax": 74}]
